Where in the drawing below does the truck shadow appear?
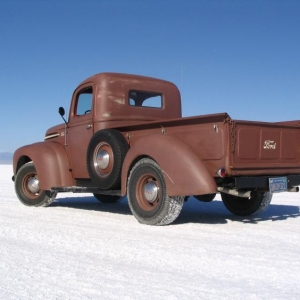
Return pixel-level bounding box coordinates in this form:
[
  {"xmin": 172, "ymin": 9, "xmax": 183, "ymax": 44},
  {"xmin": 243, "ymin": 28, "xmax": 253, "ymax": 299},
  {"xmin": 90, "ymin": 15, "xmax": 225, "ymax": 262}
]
[
  {"xmin": 52, "ymin": 195, "xmax": 132, "ymax": 215},
  {"xmin": 53, "ymin": 195, "xmax": 300, "ymax": 225},
  {"xmin": 176, "ymin": 197, "xmax": 300, "ymax": 225}
]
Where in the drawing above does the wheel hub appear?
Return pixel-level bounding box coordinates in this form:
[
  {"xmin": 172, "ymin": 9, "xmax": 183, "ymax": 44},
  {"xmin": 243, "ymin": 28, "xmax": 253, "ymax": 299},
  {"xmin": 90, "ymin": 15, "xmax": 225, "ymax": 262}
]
[
  {"xmin": 96, "ymin": 150, "xmax": 110, "ymax": 169},
  {"xmin": 27, "ymin": 176, "xmax": 40, "ymax": 193},
  {"xmin": 144, "ymin": 181, "xmax": 159, "ymax": 203}
]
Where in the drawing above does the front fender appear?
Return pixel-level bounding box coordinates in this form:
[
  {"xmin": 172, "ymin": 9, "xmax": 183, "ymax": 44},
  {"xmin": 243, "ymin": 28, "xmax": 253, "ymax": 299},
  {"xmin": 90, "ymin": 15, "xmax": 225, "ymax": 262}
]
[
  {"xmin": 13, "ymin": 142, "xmax": 74, "ymax": 190},
  {"xmin": 121, "ymin": 134, "xmax": 217, "ymax": 196}
]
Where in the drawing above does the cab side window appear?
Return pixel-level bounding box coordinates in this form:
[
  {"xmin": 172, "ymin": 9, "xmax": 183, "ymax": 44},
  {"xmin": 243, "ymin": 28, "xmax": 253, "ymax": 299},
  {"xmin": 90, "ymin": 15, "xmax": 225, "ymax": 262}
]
[{"xmin": 76, "ymin": 87, "xmax": 93, "ymax": 115}]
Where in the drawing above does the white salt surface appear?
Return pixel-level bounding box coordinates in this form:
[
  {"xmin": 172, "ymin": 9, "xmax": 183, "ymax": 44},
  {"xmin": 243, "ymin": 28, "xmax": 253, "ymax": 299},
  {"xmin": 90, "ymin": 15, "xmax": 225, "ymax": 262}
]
[{"xmin": 1, "ymin": 165, "xmax": 300, "ymax": 299}]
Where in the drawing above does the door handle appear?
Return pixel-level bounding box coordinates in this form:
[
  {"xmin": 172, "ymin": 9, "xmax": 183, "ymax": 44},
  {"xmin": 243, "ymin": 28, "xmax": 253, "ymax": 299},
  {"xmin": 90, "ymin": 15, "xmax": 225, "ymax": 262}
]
[{"xmin": 86, "ymin": 124, "xmax": 92, "ymax": 129}]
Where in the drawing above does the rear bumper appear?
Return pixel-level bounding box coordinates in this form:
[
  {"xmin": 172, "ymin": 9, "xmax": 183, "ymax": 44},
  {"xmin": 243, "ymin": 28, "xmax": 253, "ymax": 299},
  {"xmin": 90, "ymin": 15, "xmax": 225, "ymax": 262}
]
[{"xmin": 235, "ymin": 175, "xmax": 300, "ymax": 189}]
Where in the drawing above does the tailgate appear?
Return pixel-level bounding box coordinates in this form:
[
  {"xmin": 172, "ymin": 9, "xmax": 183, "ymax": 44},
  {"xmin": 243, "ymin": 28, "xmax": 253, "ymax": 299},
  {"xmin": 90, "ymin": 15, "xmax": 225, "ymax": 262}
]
[{"xmin": 229, "ymin": 120, "xmax": 300, "ymax": 176}]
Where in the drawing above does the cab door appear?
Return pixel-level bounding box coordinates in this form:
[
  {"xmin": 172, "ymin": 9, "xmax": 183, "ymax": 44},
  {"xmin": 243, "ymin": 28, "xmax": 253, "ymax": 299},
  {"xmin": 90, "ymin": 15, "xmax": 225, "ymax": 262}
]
[{"xmin": 67, "ymin": 84, "xmax": 94, "ymax": 178}]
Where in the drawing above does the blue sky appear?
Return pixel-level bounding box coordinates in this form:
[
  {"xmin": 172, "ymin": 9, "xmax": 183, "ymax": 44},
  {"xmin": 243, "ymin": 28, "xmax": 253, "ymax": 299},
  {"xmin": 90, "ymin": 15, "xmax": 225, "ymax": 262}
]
[{"xmin": 1, "ymin": 0, "xmax": 300, "ymax": 152}]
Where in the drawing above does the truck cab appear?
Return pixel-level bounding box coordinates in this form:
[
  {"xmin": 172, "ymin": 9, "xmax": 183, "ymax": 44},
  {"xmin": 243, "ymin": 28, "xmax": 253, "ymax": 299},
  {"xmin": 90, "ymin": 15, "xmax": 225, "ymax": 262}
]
[{"xmin": 44, "ymin": 73, "xmax": 182, "ymax": 179}]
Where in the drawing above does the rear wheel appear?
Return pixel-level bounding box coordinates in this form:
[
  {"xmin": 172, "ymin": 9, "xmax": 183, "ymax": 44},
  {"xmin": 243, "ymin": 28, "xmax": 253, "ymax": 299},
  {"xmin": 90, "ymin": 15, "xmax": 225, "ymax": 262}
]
[
  {"xmin": 93, "ymin": 194, "xmax": 120, "ymax": 203},
  {"xmin": 221, "ymin": 190, "xmax": 272, "ymax": 216},
  {"xmin": 127, "ymin": 158, "xmax": 184, "ymax": 225},
  {"xmin": 15, "ymin": 162, "xmax": 57, "ymax": 207}
]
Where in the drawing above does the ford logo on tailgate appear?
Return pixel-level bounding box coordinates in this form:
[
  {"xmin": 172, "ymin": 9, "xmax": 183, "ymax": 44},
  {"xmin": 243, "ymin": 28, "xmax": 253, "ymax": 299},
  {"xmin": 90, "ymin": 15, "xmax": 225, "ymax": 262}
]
[{"xmin": 263, "ymin": 140, "xmax": 276, "ymax": 150}]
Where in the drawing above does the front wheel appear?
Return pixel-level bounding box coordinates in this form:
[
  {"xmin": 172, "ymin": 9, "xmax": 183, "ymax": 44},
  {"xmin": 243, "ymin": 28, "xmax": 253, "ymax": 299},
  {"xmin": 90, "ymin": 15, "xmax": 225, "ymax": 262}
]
[
  {"xmin": 127, "ymin": 158, "xmax": 184, "ymax": 225},
  {"xmin": 221, "ymin": 190, "xmax": 273, "ymax": 216},
  {"xmin": 15, "ymin": 162, "xmax": 57, "ymax": 207}
]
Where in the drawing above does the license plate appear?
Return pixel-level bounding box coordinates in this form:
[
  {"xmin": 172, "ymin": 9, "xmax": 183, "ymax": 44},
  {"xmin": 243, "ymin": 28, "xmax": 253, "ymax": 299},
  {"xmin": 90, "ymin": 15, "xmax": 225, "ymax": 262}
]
[{"xmin": 269, "ymin": 177, "xmax": 287, "ymax": 193}]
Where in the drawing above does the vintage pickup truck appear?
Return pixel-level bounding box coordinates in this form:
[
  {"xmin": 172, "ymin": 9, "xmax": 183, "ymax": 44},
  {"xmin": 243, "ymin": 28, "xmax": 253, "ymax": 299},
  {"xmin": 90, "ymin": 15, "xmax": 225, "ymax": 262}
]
[{"xmin": 12, "ymin": 73, "xmax": 300, "ymax": 225}]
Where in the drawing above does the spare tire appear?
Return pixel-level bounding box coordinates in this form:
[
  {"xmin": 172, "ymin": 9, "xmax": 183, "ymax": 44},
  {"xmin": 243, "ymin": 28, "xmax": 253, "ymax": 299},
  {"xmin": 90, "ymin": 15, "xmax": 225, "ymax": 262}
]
[{"xmin": 87, "ymin": 129, "xmax": 129, "ymax": 190}]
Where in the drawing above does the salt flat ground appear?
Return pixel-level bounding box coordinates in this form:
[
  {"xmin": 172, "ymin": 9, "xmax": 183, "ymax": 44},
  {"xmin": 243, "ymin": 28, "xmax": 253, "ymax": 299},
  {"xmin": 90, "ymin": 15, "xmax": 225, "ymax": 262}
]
[{"xmin": 1, "ymin": 165, "xmax": 300, "ymax": 300}]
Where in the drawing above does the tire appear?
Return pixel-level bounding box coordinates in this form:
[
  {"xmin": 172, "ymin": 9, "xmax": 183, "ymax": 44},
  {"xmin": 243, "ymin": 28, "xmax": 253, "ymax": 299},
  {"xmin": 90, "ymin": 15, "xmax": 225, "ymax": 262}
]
[
  {"xmin": 127, "ymin": 158, "xmax": 184, "ymax": 225},
  {"xmin": 93, "ymin": 194, "xmax": 120, "ymax": 203},
  {"xmin": 87, "ymin": 129, "xmax": 129, "ymax": 190},
  {"xmin": 14, "ymin": 162, "xmax": 57, "ymax": 207},
  {"xmin": 194, "ymin": 193, "xmax": 216, "ymax": 202},
  {"xmin": 221, "ymin": 190, "xmax": 273, "ymax": 216}
]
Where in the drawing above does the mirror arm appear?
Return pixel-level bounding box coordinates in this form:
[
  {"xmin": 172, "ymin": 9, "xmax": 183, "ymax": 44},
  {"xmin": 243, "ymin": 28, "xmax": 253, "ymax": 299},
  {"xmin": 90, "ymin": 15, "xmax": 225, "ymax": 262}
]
[
  {"xmin": 58, "ymin": 107, "xmax": 68, "ymax": 125},
  {"xmin": 58, "ymin": 107, "xmax": 68, "ymax": 146}
]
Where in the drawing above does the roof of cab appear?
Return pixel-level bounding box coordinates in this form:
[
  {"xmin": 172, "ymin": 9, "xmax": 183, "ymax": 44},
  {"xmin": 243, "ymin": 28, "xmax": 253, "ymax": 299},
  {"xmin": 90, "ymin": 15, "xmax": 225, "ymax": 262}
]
[{"xmin": 78, "ymin": 72, "xmax": 177, "ymax": 87}]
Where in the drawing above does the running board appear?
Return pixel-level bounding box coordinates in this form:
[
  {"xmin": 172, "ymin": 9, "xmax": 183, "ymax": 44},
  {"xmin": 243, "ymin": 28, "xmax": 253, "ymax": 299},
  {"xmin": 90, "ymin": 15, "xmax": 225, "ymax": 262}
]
[{"xmin": 51, "ymin": 186, "xmax": 121, "ymax": 196}]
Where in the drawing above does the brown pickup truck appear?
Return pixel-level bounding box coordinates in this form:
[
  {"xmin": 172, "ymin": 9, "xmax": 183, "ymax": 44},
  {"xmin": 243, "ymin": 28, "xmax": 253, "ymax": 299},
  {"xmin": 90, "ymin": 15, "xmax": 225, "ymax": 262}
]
[{"xmin": 12, "ymin": 73, "xmax": 300, "ymax": 225}]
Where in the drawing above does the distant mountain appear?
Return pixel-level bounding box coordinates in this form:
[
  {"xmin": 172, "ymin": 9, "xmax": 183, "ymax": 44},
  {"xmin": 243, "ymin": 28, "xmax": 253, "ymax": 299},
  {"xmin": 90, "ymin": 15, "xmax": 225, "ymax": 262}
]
[{"xmin": 0, "ymin": 152, "xmax": 13, "ymax": 164}]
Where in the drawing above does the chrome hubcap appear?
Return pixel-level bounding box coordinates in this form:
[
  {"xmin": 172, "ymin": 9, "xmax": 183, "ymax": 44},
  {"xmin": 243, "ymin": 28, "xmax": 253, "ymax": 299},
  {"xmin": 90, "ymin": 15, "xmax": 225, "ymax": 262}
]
[
  {"xmin": 27, "ymin": 177, "xmax": 40, "ymax": 193},
  {"xmin": 144, "ymin": 181, "xmax": 159, "ymax": 203},
  {"xmin": 96, "ymin": 150, "xmax": 110, "ymax": 170}
]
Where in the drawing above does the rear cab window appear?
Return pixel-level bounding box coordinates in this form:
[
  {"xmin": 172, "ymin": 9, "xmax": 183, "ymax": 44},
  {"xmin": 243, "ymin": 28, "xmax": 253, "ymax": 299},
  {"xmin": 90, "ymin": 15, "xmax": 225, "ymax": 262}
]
[{"xmin": 129, "ymin": 91, "xmax": 162, "ymax": 109}]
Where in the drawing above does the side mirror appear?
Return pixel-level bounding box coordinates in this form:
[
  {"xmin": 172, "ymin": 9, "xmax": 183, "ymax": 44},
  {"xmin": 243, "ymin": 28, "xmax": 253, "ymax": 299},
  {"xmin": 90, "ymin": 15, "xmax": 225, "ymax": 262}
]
[
  {"xmin": 58, "ymin": 106, "xmax": 67, "ymax": 125},
  {"xmin": 58, "ymin": 107, "xmax": 65, "ymax": 116}
]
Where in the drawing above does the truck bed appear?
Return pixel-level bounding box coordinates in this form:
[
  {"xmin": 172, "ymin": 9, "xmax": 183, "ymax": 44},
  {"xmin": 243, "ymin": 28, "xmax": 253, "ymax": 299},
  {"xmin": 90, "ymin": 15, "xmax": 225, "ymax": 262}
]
[{"xmin": 114, "ymin": 113, "xmax": 300, "ymax": 178}]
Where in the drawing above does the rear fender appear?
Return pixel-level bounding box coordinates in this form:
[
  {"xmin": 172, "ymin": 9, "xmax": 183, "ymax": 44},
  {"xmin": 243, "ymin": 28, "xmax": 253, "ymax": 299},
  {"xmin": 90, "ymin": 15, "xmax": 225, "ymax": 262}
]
[
  {"xmin": 13, "ymin": 142, "xmax": 74, "ymax": 190},
  {"xmin": 121, "ymin": 135, "xmax": 217, "ymax": 196}
]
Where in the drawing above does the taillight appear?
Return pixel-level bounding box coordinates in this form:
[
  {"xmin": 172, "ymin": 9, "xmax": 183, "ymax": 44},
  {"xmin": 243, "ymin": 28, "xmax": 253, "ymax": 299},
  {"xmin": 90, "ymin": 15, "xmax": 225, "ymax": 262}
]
[{"xmin": 217, "ymin": 168, "xmax": 226, "ymax": 178}]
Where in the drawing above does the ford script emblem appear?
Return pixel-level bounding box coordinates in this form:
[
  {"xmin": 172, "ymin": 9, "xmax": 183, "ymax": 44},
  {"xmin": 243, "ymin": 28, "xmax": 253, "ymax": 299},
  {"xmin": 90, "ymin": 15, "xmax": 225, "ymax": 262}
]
[{"xmin": 263, "ymin": 140, "xmax": 276, "ymax": 150}]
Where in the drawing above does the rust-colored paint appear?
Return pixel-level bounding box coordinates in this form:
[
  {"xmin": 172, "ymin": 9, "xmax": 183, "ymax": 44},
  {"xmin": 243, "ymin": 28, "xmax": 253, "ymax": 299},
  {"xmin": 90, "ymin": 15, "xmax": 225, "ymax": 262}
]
[
  {"xmin": 78, "ymin": 73, "xmax": 182, "ymax": 125},
  {"xmin": 121, "ymin": 134, "xmax": 218, "ymax": 197},
  {"xmin": 13, "ymin": 142, "xmax": 74, "ymax": 190},
  {"xmin": 230, "ymin": 120, "xmax": 300, "ymax": 175},
  {"xmin": 13, "ymin": 72, "xmax": 300, "ymax": 195},
  {"xmin": 41, "ymin": 73, "xmax": 182, "ymax": 183}
]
